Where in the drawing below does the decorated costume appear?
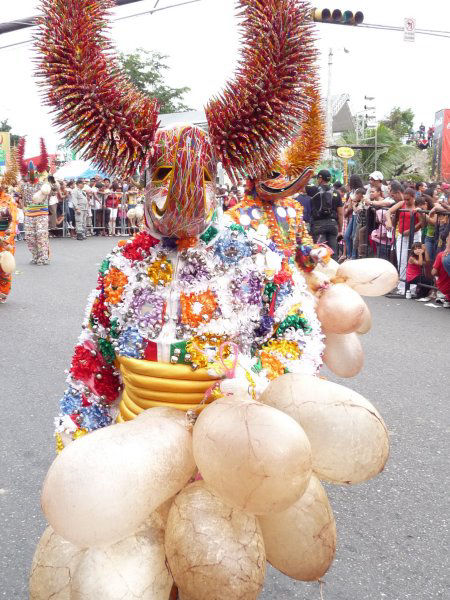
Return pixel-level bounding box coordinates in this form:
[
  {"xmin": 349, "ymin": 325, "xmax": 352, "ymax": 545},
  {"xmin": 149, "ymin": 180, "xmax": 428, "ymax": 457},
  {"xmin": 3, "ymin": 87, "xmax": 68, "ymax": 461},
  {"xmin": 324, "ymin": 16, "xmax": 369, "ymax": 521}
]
[
  {"xmin": 0, "ymin": 189, "xmax": 18, "ymax": 302},
  {"xmin": 18, "ymin": 138, "xmax": 51, "ymax": 265},
  {"xmin": 30, "ymin": 1, "xmax": 399, "ymax": 599}
]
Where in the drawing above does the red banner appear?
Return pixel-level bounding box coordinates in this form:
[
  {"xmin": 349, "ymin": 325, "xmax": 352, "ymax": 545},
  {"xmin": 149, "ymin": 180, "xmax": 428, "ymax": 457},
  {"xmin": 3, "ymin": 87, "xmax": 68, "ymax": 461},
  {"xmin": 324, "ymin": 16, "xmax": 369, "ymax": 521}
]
[{"xmin": 433, "ymin": 109, "xmax": 450, "ymax": 183}]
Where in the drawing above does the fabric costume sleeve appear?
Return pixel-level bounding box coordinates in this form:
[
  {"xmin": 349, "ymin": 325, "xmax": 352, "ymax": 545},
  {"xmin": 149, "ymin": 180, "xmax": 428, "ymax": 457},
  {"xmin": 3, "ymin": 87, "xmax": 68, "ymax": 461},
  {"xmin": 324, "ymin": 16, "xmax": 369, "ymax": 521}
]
[
  {"xmin": 54, "ymin": 262, "xmax": 123, "ymax": 449},
  {"xmin": 0, "ymin": 196, "xmax": 18, "ymax": 251}
]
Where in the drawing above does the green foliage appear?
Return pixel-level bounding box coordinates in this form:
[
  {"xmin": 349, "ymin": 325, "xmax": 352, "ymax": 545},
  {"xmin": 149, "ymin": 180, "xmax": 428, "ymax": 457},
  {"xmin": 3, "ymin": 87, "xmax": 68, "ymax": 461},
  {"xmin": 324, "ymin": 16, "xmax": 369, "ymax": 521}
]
[
  {"xmin": 381, "ymin": 107, "xmax": 415, "ymax": 138},
  {"xmin": 119, "ymin": 49, "xmax": 191, "ymax": 114}
]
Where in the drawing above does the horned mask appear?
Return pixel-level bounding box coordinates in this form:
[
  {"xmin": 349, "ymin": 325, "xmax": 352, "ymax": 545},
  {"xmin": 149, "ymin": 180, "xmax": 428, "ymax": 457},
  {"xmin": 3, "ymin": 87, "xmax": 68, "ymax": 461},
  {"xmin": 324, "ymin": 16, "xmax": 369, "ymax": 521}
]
[{"xmin": 37, "ymin": 0, "xmax": 322, "ymax": 239}]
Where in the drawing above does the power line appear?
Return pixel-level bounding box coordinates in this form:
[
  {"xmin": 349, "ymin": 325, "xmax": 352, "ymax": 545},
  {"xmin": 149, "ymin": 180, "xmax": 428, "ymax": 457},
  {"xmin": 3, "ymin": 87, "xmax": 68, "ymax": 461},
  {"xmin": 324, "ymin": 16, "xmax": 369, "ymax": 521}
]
[{"xmin": 0, "ymin": 0, "xmax": 203, "ymax": 52}]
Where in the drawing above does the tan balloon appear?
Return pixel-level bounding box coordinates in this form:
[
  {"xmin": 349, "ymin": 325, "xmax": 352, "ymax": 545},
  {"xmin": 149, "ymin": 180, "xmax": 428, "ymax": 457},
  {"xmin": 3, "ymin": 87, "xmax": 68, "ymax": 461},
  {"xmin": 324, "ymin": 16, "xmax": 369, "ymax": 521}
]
[
  {"xmin": 165, "ymin": 482, "xmax": 266, "ymax": 600},
  {"xmin": 305, "ymin": 269, "xmax": 329, "ymax": 295},
  {"xmin": 259, "ymin": 475, "xmax": 336, "ymax": 581},
  {"xmin": 316, "ymin": 258, "xmax": 339, "ymax": 279},
  {"xmin": 323, "ymin": 331, "xmax": 364, "ymax": 377},
  {"xmin": 42, "ymin": 415, "xmax": 196, "ymax": 547},
  {"xmin": 316, "ymin": 283, "xmax": 366, "ymax": 334},
  {"xmin": 193, "ymin": 397, "xmax": 312, "ymax": 514},
  {"xmin": 0, "ymin": 250, "xmax": 15, "ymax": 274},
  {"xmin": 357, "ymin": 302, "xmax": 372, "ymax": 334},
  {"xmin": 136, "ymin": 406, "xmax": 187, "ymax": 427},
  {"xmin": 29, "ymin": 526, "xmax": 83, "ymax": 600},
  {"xmin": 260, "ymin": 374, "xmax": 389, "ymax": 484},
  {"xmin": 337, "ymin": 258, "xmax": 398, "ymax": 296},
  {"xmin": 71, "ymin": 519, "xmax": 172, "ymax": 600}
]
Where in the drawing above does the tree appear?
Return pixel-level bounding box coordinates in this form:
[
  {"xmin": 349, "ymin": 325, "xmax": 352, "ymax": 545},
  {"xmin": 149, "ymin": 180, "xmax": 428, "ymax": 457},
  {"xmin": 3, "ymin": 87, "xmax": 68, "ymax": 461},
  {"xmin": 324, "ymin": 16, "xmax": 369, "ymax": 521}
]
[
  {"xmin": 119, "ymin": 49, "xmax": 191, "ymax": 114},
  {"xmin": 339, "ymin": 123, "xmax": 415, "ymax": 179},
  {"xmin": 381, "ymin": 107, "xmax": 415, "ymax": 138}
]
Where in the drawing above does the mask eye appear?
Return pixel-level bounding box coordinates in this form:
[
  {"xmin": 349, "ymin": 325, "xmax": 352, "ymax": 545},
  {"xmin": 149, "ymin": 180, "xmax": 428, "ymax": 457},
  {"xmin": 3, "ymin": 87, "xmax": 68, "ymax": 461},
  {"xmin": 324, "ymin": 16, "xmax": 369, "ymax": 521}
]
[
  {"xmin": 269, "ymin": 170, "xmax": 281, "ymax": 179},
  {"xmin": 204, "ymin": 168, "xmax": 213, "ymax": 183},
  {"xmin": 152, "ymin": 166, "xmax": 173, "ymax": 182}
]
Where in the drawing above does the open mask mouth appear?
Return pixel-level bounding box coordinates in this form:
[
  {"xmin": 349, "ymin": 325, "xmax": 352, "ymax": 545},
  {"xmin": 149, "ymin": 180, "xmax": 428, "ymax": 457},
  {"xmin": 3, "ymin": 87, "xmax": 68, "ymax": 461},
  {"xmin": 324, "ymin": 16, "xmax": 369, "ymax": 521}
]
[{"xmin": 256, "ymin": 167, "xmax": 314, "ymax": 200}]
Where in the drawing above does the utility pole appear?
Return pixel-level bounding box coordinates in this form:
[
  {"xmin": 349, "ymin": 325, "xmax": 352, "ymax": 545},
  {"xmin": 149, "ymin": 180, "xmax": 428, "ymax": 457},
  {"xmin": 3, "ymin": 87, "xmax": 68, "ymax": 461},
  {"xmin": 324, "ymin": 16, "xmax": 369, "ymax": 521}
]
[
  {"xmin": 326, "ymin": 48, "xmax": 333, "ymax": 158},
  {"xmin": 364, "ymin": 97, "xmax": 377, "ymax": 170}
]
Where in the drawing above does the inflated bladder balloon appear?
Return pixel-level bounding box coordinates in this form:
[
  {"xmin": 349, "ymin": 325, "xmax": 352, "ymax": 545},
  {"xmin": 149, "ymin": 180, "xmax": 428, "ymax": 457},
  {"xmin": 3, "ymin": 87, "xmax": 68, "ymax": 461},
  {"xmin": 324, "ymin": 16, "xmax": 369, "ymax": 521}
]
[
  {"xmin": 336, "ymin": 258, "xmax": 398, "ymax": 296},
  {"xmin": 316, "ymin": 258, "xmax": 339, "ymax": 279},
  {"xmin": 259, "ymin": 475, "xmax": 336, "ymax": 581},
  {"xmin": 0, "ymin": 250, "xmax": 15, "ymax": 274},
  {"xmin": 42, "ymin": 415, "xmax": 196, "ymax": 547},
  {"xmin": 193, "ymin": 397, "xmax": 312, "ymax": 514},
  {"xmin": 71, "ymin": 519, "xmax": 172, "ymax": 600},
  {"xmin": 323, "ymin": 331, "xmax": 364, "ymax": 377},
  {"xmin": 260, "ymin": 374, "xmax": 389, "ymax": 484},
  {"xmin": 29, "ymin": 526, "xmax": 83, "ymax": 600},
  {"xmin": 316, "ymin": 283, "xmax": 366, "ymax": 334},
  {"xmin": 357, "ymin": 302, "xmax": 372, "ymax": 334},
  {"xmin": 165, "ymin": 482, "xmax": 265, "ymax": 600}
]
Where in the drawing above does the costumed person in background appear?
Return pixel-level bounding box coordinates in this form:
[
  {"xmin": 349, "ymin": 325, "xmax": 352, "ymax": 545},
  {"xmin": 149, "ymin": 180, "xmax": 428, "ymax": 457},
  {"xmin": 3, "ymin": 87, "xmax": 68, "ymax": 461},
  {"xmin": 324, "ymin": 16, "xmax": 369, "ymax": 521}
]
[
  {"xmin": 0, "ymin": 177, "xmax": 18, "ymax": 303},
  {"xmin": 30, "ymin": 2, "xmax": 399, "ymax": 600},
  {"xmin": 18, "ymin": 138, "xmax": 52, "ymax": 265}
]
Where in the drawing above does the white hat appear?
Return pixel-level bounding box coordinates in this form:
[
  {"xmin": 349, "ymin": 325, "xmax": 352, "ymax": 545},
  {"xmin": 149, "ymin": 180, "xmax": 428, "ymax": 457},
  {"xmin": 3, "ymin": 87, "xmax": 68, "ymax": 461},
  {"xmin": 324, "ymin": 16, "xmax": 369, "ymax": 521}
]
[{"xmin": 369, "ymin": 171, "xmax": 384, "ymax": 181}]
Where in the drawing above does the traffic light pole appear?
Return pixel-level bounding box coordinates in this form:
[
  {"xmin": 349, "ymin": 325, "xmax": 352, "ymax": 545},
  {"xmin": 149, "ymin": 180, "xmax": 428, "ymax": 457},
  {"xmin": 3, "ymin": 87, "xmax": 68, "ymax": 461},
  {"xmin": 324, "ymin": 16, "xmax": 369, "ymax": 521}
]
[{"xmin": 326, "ymin": 48, "xmax": 334, "ymax": 157}]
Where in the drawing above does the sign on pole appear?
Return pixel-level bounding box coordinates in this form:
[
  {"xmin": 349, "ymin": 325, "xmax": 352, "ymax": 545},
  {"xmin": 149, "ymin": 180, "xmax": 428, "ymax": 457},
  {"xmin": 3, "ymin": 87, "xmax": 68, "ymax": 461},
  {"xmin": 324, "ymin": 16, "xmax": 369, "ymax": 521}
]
[
  {"xmin": 404, "ymin": 17, "xmax": 416, "ymax": 42},
  {"xmin": 0, "ymin": 132, "xmax": 11, "ymax": 168}
]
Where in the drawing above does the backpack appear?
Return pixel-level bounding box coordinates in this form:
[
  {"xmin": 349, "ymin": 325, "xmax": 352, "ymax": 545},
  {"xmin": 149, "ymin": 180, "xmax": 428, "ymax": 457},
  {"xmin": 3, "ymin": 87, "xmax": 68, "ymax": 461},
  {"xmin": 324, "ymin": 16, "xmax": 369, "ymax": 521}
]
[{"xmin": 311, "ymin": 188, "xmax": 334, "ymax": 221}]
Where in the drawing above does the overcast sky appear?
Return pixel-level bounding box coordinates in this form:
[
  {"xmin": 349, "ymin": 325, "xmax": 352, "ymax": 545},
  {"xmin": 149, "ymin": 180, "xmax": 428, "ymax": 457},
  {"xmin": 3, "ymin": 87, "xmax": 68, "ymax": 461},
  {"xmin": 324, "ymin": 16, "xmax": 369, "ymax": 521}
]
[{"xmin": 1, "ymin": 0, "xmax": 449, "ymax": 155}]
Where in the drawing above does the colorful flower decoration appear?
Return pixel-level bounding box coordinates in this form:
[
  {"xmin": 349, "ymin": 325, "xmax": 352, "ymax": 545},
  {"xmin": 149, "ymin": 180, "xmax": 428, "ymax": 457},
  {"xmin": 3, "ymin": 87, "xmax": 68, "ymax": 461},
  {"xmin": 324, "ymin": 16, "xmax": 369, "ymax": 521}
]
[
  {"xmin": 117, "ymin": 326, "xmax": 144, "ymax": 359},
  {"xmin": 215, "ymin": 230, "xmax": 252, "ymax": 265},
  {"xmin": 103, "ymin": 267, "xmax": 128, "ymax": 305},
  {"xmin": 70, "ymin": 345, "xmax": 101, "ymax": 382},
  {"xmin": 122, "ymin": 232, "xmax": 159, "ymax": 263},
  {"xmin": 90, "ymin": 292, "xmax": 111, "ymax": 329},
  {"xmin": 93, "ymin": 368, "xmax": 121, "ymax": 405},
  {"xmin": 262, "ymin": 339, "xmax": 301, "ymax": 360},
  {"xmin": 180, "ymin": 290, "xmax": 218, "ymax": 328},
  {"xmin": 147, "ymin": 257, "xmax": 173, "ymax": 286},
  {"xmin": 130, "ymin": 289, "xmax": 165, "ymax": 330},
  {"xmin": 260, "ymin": 350, "xmax": 285, "ymax": 380}
]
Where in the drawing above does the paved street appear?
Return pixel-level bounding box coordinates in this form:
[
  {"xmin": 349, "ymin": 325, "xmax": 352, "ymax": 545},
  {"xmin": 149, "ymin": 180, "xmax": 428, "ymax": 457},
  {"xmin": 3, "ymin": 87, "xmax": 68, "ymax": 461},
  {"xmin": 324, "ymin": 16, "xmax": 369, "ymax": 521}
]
[{"xmin": 1, "ymin": 237, "xmax": 448, "ymax": 599}]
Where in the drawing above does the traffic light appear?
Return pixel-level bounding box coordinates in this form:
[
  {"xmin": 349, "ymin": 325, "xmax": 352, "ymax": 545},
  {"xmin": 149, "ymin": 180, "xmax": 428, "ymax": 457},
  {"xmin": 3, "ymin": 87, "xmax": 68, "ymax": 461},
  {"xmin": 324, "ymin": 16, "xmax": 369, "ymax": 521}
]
[{"xmin": 312, "ymin": 8, "xmax": 364, "ymax": 25}]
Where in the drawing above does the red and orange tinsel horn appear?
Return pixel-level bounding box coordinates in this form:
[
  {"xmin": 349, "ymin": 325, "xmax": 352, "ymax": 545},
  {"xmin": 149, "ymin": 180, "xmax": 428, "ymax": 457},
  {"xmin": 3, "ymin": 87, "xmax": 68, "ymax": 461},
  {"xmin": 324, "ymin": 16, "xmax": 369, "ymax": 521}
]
[
  {"xmin": 206, "ymin": 0, "xmax": 317, "ymax": 183},
  {"xmin": 283, "ymin": 82, "xmax": 325, "ymax": 177},
  {"xmin": 35, "ymin": 0, "xmax": 160, "ymax": 177}
]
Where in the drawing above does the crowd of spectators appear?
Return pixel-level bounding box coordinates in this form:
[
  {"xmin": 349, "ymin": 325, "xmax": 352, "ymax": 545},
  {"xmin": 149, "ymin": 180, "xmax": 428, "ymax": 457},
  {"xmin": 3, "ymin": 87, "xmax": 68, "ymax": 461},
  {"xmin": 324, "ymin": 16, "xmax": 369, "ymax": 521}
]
[
  {"xmin": 13, "ymin": 175, "xmax": 145, "ymax": 241},
  {"xmin": 8, "ymin": 170, "xmax": 450, "ymax": 306},
  {"xmin": 295, "ymin": 169, "xmax": 450, "ymax": 306}
]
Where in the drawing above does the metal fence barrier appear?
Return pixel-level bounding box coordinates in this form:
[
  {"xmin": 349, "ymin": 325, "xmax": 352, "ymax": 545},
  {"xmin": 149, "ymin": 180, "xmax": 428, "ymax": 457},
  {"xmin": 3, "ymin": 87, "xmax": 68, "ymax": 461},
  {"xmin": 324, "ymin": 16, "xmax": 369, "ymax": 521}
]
[{"xmin": 339, "ymin": 207, "xmax": 450, "ymax": 298}]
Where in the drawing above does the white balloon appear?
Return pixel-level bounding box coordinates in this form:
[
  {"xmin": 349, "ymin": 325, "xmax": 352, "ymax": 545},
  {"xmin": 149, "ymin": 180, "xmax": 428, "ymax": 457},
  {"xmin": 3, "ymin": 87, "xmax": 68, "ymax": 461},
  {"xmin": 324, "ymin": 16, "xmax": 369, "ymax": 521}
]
[
  {"xmin": 71, "ymin": 519, "xmax": 172, "ymax": 600},
  {"xmin": 29, "ymin": 526, "xmax": 83, "ymax": 600},
  {"xmin": 357, "ymin": 302, "xmax": 372, "ymax": 334},
  {"xmin": 316, "ymin": 283, "xmax": 367, "ymax": 334},
  {"xmin": 259, "ymin": 475, "xmax": 336, "ymax": 581},
  {"xmin": 165, "ymin": 481, "xmax": 266, "ymax": 600},
  {"xmin": 0, "ymin": 250, "xmax": 15, "ymax": 274},
  {"xmin": 260, "ymin": 374, "xmax": 390, "ymax": 484},
  {"xmin": 193, "ymin": 397, "xmax": 312, "ymax": 514},
  {"xmin": 42, "ymin": 416, "xmax": 196, "ymax": 547},
  {"xmin": 323, "ymin": 331, "xmax": 364, "ymax": 378},
  {"xmin": 337, "ymin": 258, "xmax": 398, "ymax": 296}
]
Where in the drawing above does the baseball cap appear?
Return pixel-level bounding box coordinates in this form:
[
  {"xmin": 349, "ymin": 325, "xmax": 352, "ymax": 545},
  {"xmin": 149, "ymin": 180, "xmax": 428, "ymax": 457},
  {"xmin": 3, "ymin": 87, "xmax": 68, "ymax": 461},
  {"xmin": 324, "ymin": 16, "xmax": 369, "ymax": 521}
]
[
  {"xmin": 316, "ymin": 169, "xmax": 331, "ymax": 181},
  {"xmin": 369, "ymin": 171, "xmax": 384, "ymax": 181}
]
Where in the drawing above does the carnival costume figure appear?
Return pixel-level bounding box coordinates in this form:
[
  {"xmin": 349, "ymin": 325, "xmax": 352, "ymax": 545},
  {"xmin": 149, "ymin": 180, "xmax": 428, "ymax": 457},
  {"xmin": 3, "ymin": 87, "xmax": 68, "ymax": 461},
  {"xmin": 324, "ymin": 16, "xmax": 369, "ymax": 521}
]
[
  {"xmin": 0, "ymin": 188, "xmax": 18, "ymax": 303},
  {"xmin": 30, "ymin": 2, "xmax": 400, "ymax": 599}
]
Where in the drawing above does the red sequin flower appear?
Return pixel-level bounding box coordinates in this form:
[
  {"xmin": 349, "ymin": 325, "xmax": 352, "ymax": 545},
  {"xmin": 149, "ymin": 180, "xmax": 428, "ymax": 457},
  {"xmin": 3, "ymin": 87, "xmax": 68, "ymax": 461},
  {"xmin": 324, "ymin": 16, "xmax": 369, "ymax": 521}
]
[
  {"xmin": 274, "ymin": 269, "xmax": 293, "ymax": 285},
  {"xmin": 90, "ymin": 292, "xmax": 111, "ymax": 328},
  {"xmin": 94, "ymin": 368, "xmax": 121, "ymax": 405},
  {"xmin": 122, "ymin": 232, "xmax": 159, "ymax": 263},
  {"xmin": 71, "ymin": 345, "xmax": 102, "ymax": 382}
]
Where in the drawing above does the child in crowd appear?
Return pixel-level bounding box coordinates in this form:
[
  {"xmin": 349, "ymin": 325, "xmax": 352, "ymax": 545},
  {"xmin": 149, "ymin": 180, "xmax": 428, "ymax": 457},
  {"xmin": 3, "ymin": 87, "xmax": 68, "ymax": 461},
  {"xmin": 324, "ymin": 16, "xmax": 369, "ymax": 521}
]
[
  {"xmin": 432, "ymin": 233, "xmax": 450, "ymax": 307},
  {"xmin": 406, "ymin": 242, "xmax": 434, "ymax": 300}
]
